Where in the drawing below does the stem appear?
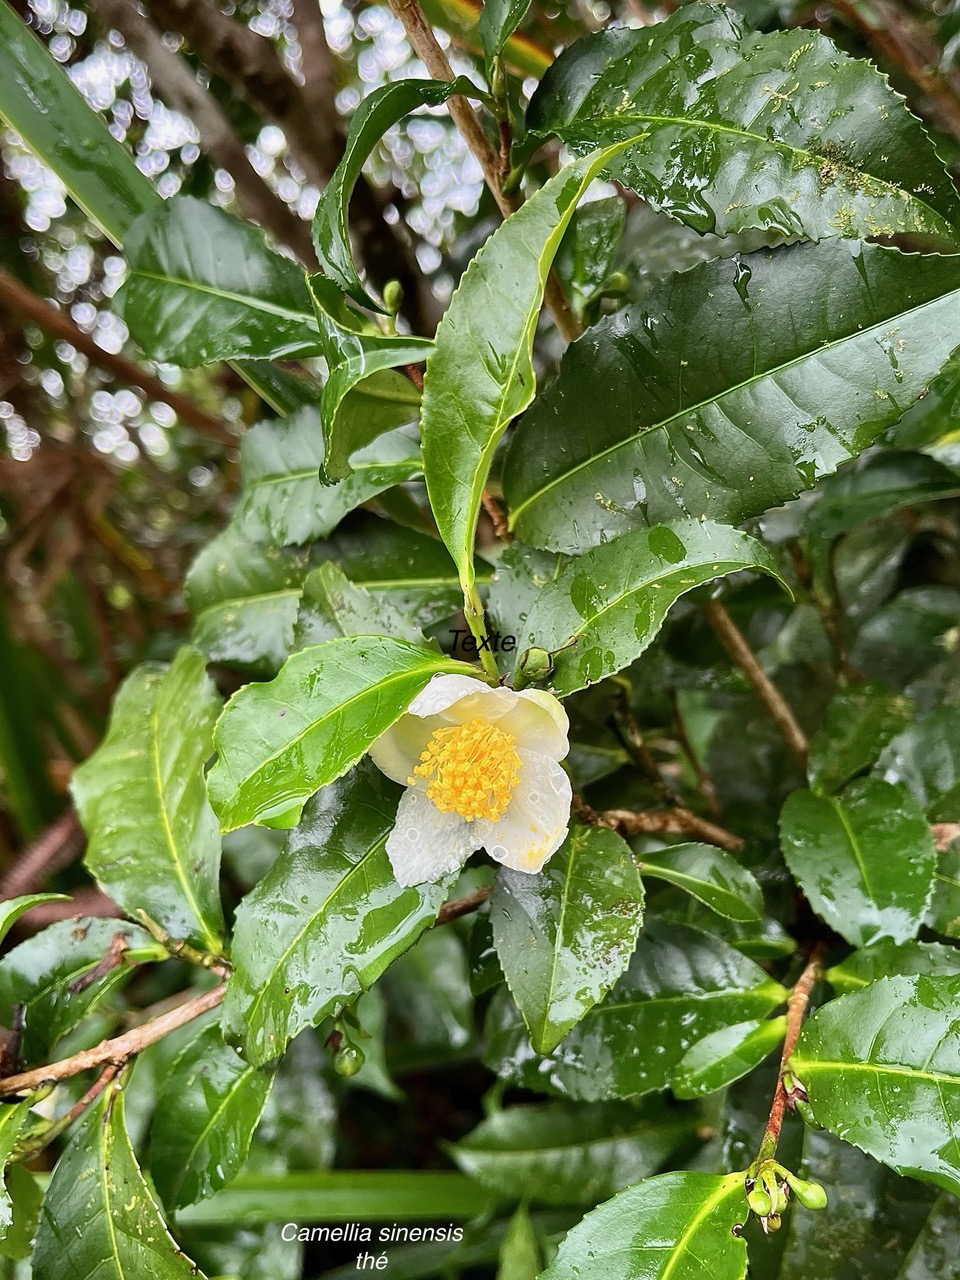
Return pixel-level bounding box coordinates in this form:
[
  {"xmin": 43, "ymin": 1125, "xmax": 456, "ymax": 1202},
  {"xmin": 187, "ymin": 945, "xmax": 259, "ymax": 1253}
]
[
  {"xmin": 601, "ymin": 806, "xmax": 745, "ymax": 854},
  {"xmin": 669, "ymin": 690, "xmax": 722, "ymax": 817},
  {"xmin": 16, "ymin": 1063, "xmax": 121, "ymax": 1158},
  {"xmin": 435, "ymin": 884, "xmax": 491, "ymax": 926},
  {"xmin": 136, "ymin": 911, "xmax": 231, "ymax": 977},
  {"xmin": 611, "ymin": 686, "xmax": 680, "ymax": 807},
  {"xmin": 464, "ymin": 586, "xmax": 501, "ymax": 681},
  {"xmin": 704, "ymin": 600, "xmax": 808, "ymax": 766},
  {"xmin": 0, "ymin": 807, "xmax": 84, "ymax": 898}
]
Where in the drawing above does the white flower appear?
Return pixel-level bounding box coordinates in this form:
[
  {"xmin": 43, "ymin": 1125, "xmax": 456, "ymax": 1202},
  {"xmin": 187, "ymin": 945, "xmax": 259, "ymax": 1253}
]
[{"xmin": 369, "ymin": 674, "xmax": 572, "ymax": 886}]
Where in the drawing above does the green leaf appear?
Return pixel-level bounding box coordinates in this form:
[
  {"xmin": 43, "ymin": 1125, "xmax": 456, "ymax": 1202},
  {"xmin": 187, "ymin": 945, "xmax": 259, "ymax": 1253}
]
[
  {"xmin": 381, "ymin": 927, "xmax": 474, "ymax": 1064},
  {"xmin": 311, "ymin": 78, "xmax": 487, "ymax": 312},
  {"xmin": 808, "ymin": 683, "xmax": 915, "ymax": 796},
  {"xmin": 497, "ymin": 1203, "xmax": 540, "ymax": 1280},
  {"xmin": 891, "ymin": 343, "xmax": 960, "ymax": 449},
  {"xmin": 114, "ymin": 197, "xmax": 321, "ymax": 366},
  {"xmin": 233, "ymin": 408, "xmax": 421, "ymax": 547},
  {"xmin": 421, "ymin": 143, "xmax": 634, "ymax": 597},
  {"xmin": 527, "ymin": 5, "xmax": 960, "ymax": 245},
  {"xmin": 0, "ymin": 918, "xmax": 164, "ymax": 1060},
  {"xmin": 804, "ymin": 451, "xmax": 960, "ymax": 538},
  {"xmin": 638, "ymin": 843, "xmax": 763, "ymax": 923},
  {"xmin": 876, "ymin": 707, "xmax": 960, "ymax": 822},
  {"xmin": 929, "ymin": 840, "xmax": 960, "ymax": 940},
  {"xmin": 293, "ymin": 562, "xmax": 425, "ymax": 649},
  {"xmin": 479, "ymin": 0, "xmax": 532, "ymax": 62},
  {"xmin": 33, "ymin": 1080, "xmax": 207, "ymax": 1280},
  {"xmin": 150, "ymin": 1024, "xmax": 276, "ymax": 1209},
  {"xmin": 207, "ymin": 635, "xmax": 473, "ymax": 831},
  {"xmin": 0, "ymin": 1100, "xmax": 31, "ymax": 1243},
  {"xmin": 540, "ymin": 1171, "xmax": 748, "ymax": 1280},
  {"xmin": 779, "ymin": 779, "xmax": 936, "ymax": 947},
  {"xmin": 791, "ymin": 975, "xmax": 960, "ymax": 1196},
  {"xmin": 672, "ymin": 1015, "xmax": 786, "ymax": 1099},
  {"xmin": 71, "ymin": 648, "xmax": 224, "ymax": 952},
  {"xmin": 0, "ymin": 894, "xmax": 69, "ymax": 947},
  {"xmin": 505, "ymin": 241, "xmax": 960, "ymax": 552},
  {"xmin": 0, "ymin": 1165, "xmax": 42, "ymax": 1261},
  {"xmin": 514, "ymin": 520, "xmax": 785, "ymax": 694},
  {"xmin": 485, "ymin": 921, "xmax": 786, "ymax": 1099},
  {"xmin": 827, "ymin": 940, "xmax": 960, "ymax": 995},
  {"xmin": 448, "ymin": 1099, "xmax": 694, "ymax": 1207},
  {"xmin": 554, "ymin": 195, "xmax": 626, "ymax": 321},
  {"xmin": 490, "ymin": 825, "xmax": 644, "ymax": 1054},
  {"xmin": 222, "ymin": 762, "xmax": 449, "ymax": 1064}
]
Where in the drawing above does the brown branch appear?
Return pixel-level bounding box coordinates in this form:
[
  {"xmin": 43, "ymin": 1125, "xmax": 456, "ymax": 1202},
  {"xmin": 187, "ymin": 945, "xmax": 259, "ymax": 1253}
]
[
  {"xmin": 88, "ymin": 0, "xmax": 317, "ymax": 268},
  {"xmin": 758, "ymin": 943, "xmax": 826, "ymax": 1162},
  {"xmin": 0, "ymin": 808, "xmax": 83, "ymax": 900},
  {"xmin": 704, "ymin": 600, "xmax": 809, "ymax": 766},
  {"xmin": 17, "ymin": 1062, "xmax": 121, "ymax": 1155},
  {"xmin": 601, "ymin": 806, "xmax": 745, "ymax": 854},
  {"xmin": 435, "ymin": 884, "xmax": 491, "ymax": 925},
  {"xmin": 612, "ymin": 688, "xmax": 680, "ymax": 807},
  {"xmin": 0, "ymin": 983, "xmax": 224, "ymax": 1098}
]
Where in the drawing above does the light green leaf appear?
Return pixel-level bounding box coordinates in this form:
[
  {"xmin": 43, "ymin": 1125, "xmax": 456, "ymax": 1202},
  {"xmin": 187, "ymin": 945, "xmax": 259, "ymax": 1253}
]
[
  {"xmin": 808, "ymin": 683, "xmax": 915, "ymax": 795},
  {"xmin": 527, "ymin": 5, "xmax": 960, "ymax": 245},
  {"xmin": 515, "ymin": 520, "xmax": 785, "ymax": 694},
  {"xmin": 638, "ymin": 843, "xmax": 763, "ymax": 923},
  {"xmin": 490, "ymin": 826, "xmax": 644, "ymax": 1054},
  {"xmin": 827, "ymin": 940, "xmax": 960, "ymax": 995},
  {"xmin": 506, "ymin": 241, "xmax": 960, "ymax": 552},
  {"xmin": 0, "ymin": 1100, "xmax": 31, "ymax": 1243},
  {"xmin": 0, "ymin": 1164, "xmax": 42, "ymax": 1261},
  {"xmin": 114, "ymin": 197, "xmax": 321, "ymax": 366},
  {"xmin": 223, "ymin": 761, "xmax": 449, "ymax": 1064},
  {"xmin": 791, "ymin": 975, "xmax": 960, "ymax": 1195},
  {"xmin": 876, "ymin": 706, "xmax": 960, "ymax": 822},
  {"xmin": 150, "ymin": 1024, "xmax": 276, "ymax": 1209},
  {"xmin": 672, "ymin": 1016, "xmax": 786, "ymax": 1099},
  {"xmin": 0, "ymin": 894, "xmax": 69, "ymax": 947},
  {"xmin": 420, "ymin": 142, "xmax": 634, "ymax": 596},
  {"xmin": 780, "ymin": 779, "xmax": 936, "ymax": 947},
  {"xmin": 540, "ymin": 1171, "xmax": 748, "ymax": 1280},
  {"xmin": 33, "ymin": 1080, "xmax": 207, "ymax": 1280},
  {"xmin": 207, "ymin": 635, "xmax": 474, "ymax": 831},
  {"xmin": 497, "ymin": 1203, "xmax": 540, "ymax": 1280},
  {"xmin": 71, "ymin": 647, "xmax": 224, "ymax": 953},
  {"xmin": 293, "ymin": 562, "xmax": 425, "ymax": 649}
]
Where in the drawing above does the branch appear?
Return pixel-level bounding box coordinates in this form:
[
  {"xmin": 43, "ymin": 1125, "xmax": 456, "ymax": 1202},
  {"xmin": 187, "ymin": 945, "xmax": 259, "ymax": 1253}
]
[
  {"xmin": 600, "ymin": 806, "xmax": 745, "ymax": 854},
  {"xmin": 0, "ymin": 808, "xmax": 83, "ymax": 899},
  {"xmin": 435, "ymin": 884, "xmax": 491, "ymax": 925},
  {"xmin": 704, "ymin": 600, "xmax": 809, "ymax": 766},
  {"xmin": 758, "ymin": 943, "xmax": 826, "ymax": 1163}
]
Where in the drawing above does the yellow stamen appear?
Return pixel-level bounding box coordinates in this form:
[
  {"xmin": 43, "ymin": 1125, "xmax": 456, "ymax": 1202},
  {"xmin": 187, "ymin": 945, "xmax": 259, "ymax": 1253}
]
[{"xmin": 411, "ymin": 717, "xmax": 521, "ymax": 821}]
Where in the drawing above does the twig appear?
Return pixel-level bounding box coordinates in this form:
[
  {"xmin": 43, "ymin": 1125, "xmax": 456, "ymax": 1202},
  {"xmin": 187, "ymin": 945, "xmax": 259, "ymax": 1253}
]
[
  {"xmin": 0, "ymin": 808, "xmax": 83, "ymax": 900},
  {"xmin": 788, "ymin": 541, "xmax": 857, "ymax": 683},
  {"xmin": 435, "ymin": 884, "xmax": 491, "ymax": 926},
  {"xmin": 601, "ymin": 807, "xmax": 745, "ymax": 854},
  {"xmin": 612, "ymin": 687, "xmax": 680, "ymax": 807},
  {"xmin": 135, "ymin": 911, "xmax": 230, "ymax": 977},
  {"xmin": 16, "ymin": 889, "xmax": 119, "ymax": 930},
  {"xmin": 758, "ymin": 943, "xmax": 826, "ymax": 1163},
  {"xmin": 704, "ymin": 600, "xmax": 808, "ymax": 766},
  {"xmin": 0, "ymin": 984, "xmax": 225, "ymax": 1098},
  {"xmin": 67, "ymin": 931, "xmax": 132, "ymax": 995},
  {"xmin": 669, "ymin": 689, "xmax": 721, "ymax": 817},
  {"xmin": 16, "ymin": 1063, "xmax": 121, "ymax": 1157}
]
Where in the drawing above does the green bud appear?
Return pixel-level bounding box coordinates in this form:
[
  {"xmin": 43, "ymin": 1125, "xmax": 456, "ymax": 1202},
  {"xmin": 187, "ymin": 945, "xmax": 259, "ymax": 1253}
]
[
  {"xmin": 333, "ymin": 1044, "xmax": 365, "ymax": 1077},
  {"xmin": 784, "ymin": 1172, "xmax": 828, "ymax": 1210},
  {"xmin": 766, "ymin": 1212, "xmax": 782, "ymax": 1233},
  {"xmin": 746, "ymin": 1184, "xmax": 774, "ymax": 1218},
  {"xmin": 514, "ymin": 647, "xmax": 553, "ymax": 687},
  {"xmin": 382, "ymin": 280, "xmax": 404, "ymax": 315},
  {"xmin": 602, "ymin": 271, "xmax": 630, "ymax": 297}
]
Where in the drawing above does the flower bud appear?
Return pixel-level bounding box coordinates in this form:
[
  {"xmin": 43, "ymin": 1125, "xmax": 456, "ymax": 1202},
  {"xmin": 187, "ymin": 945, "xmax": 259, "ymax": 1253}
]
[{"xmin": 333, "ymin": 1044, "xmax": 365, "ymax": 1076}]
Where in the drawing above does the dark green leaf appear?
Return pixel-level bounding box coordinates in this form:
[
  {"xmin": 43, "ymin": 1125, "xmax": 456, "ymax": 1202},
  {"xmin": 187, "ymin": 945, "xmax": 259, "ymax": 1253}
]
[
  {"xmin": 150, "ymin": 1024, "xmax": 276, "ymax": 1209},
  {"xmin": 827, "ymin": 940, "xmax": 960, "ymax": 996},
  {"xmin": 381, "ymin": 927, "xmax": 474, "ymax": 1063},
  {"xmin": 0, "ymin": 1100, "xmax": 31, "ymax": 1243},
  {"xmin": 448, "ymin": 1099, "xmax": 694, "ymax": 1207},
  {"xmin": 223, "ymin": 762, "xmax": 449, "ymax": 1064},
  {"xmin": 876, "ymin": 707, "xmax": 960, "ymax": 822},
  {"xmin": 850, "ymin": 586, "xmax": 960, "ymax": 689},
  {"xmin": 540, "ymin": 1171, "xmax": 748, "ymax": 1280},
  {"xmin": 207, "ymin": 636, "xmax": 473, "ymax": 831},
  {"xmin": 490, "ymin": 826, "xmax": 644, "ymax": 1054},
  {"xmin": 0, "ymin": 1164, "xmax": 42, "ymax": 1261},
  {"xmin": 554, "ymin": 196, "xmax": 626, "ymax": 320},
  {"xmin": 780, "ymin": 779, "xmax": 936, "ymax": 947},
  {"xmin": 0, "ymin": 894, "xmax": 69, "ymax": 946},
  {"xmin": 638, "ymin": 843, "xmax": 763, "ymax": 923},
  {"xmin": 506, "ymin": 242, "xmax": 960, "ymax": 552},
  {"xmin": 71, "ymin": 647, "xmax": 225, "ymax": 952},
  {"xmin": 479, "ymin": 0, "xmax": 532, "ymax": 62},
  {"xmin": 891, "ymin": 343, "xmax": 960, "ymax": 449},
  {"xmin": 293, "ymin": 562, "xmax": 425, "ymax": 649},
  {"xmin": 515, "ymin": 520, "xmax": 785, "ymax": 694},
  {"xmin": 672, "ymin": 1015, "xmax": 786, "ymax": 1099},
  {"xmin": 485, "ymin": 921, "xmax": 786, "ymax": 1099},
  {"xmin": 527, "ymin": 5, "xmax": 960, "ymax": 244},
  {"xmin": 791, "ymin": 975, "xmax": 960, "ymax": 1196},
  {"xmin": 115, "ymin": 197, "xmax": 320, "ymax": 366},
  {"xmin": 928, "ymin": 840, "xmax": 960, "ymax": 939},
  {"xmin": 33, "ymin": 1081, "xmax": 207, "ymax": 1279},
  {"xmin": 805, "ymin": 452, "xmax": 960, "ymax": 538},
  {"xmin": 808, "ymin": 683, "xmax": 915, "ymax": 796}
]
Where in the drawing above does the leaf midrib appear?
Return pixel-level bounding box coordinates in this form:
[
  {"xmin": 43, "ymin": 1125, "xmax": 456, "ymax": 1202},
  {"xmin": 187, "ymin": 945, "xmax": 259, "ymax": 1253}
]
[
  {"xmin": 796, "ymin": 1058, "xmax": 960, "ymax": 1087},
  {"xmin": 129, "ymin": 267, "xmax": 318, "ymax": 329}
]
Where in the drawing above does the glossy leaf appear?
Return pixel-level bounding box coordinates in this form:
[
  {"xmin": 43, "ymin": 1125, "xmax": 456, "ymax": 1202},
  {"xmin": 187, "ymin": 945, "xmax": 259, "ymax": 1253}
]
[
  {"xmin": 479, "ymin": 0, "xmax": 532, "ymax": 61},
  {"xmin": 71, "ymin": 647, "xmax": 225, "ymax": 952},
  {"xmin": 804, "ymin": 451, "xmax": 960, "ymax": 538},
  {"xmin": 672, "ymin": 1015, "xmax": 786, "ymax": 1099},
  {"xmin": 554, "ymin": 196, "xmax": 625, "ymax": 320},
  {"xmin": 791, "ymin": 975, "xmax": 960, "ymax": 1195},
  {"xmin": 876, "ymin": 707, "xmax": 960, "ymax": 822},
  {"xmin": 0, "ymin": 1100, "xmax": 31, "ymax": 1243},
  {"xmin": 114, "ymin": 197, "xmax": 320, "ymax": 365},
  {"xmin": 0, "ymin": 893, "xmax": 69, "ymax": 946},
  {"xmin": 780, "ymin": 779, "xmax": 936, "ymax": 947},
  {"xmin": 207, "ymin": 635, "xmax": 473, "ymax": 831},
  {"xmin": 448, "ymin": 1099, "xmax": 694, "ymax": 1207},
  {"xmin": 808, "ymin": 683, "xmax": 915, "ymax": 796},
  {"xmin": 223, "ymin": 762, "xmax": 449, "ymax": 1064},
  {"xmin": 485, "ymin": 921, "xmax": 786, "ymax": 1100},
  {"xmin": 540, "ymin": 1171, "xmax": 748, "ymax": 1280},
  {"xmin": 929, "ymin": 840, "xmax": 960, "ymax": 940},
  {"xmin": 293, "ymin": 562, "xmax": 425, "ymax": 649},
  {"xmin": 506, "ymin": 241, "xmax": 960, "ymax": 552},
  {"xmin": 827, "ymin": 940, "xmax": 960, "ymax": 996},
  {"xmin": 233, "ymin": 408, "xmax": 421, "ymax": 547},
  {"xmin": 638, "ymin": 843, "xmax": 763, "ymax": 923},
  {"xmin": 0, "ymin": 918, "xmax": 165, "ymax": 1060},
  {"xmin": 33, "ymin": 1081, "xmax": 207, "ymax": 1280},
  {"xmin": 527, "ymin": 5, "xmax": 960, "ymax": 244},
  {"xmin": 515, "ymin": 520, "xmax": 784, "ymax": 694},
  {"xmin": 421, "ymin": 143, "xmax": 633, "ymax": 595},
  {"xmin": 0, "ymin": 1165, "xmax": 42, "ymax": 1262},
  {"xmin": 490, "ymin": 825, "xmax": 645, "ymax": 1054},
  {"xmin": 150, "ymin": 1024, "xmax": 276, "ymax": 1209}
]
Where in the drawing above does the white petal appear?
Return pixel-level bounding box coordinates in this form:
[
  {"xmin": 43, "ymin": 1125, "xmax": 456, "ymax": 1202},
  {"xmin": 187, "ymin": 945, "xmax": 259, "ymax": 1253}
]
[
  {"xmin": 504, "ymin": 690, "xmax": 570, "ymax": 761},
  {"xmin": 386, "ymin": 786, "xmax": 480, "ymax": 886},
  {"xmin": 474, "ymin": 748, "xmax": 572, "ymax": 875},
  {"xmin": 407, "ymin": 673, "xmax": 495, "ymax": 719},
  {"xmin": 368, "ymin": 715, "xmax": 435, "ymax": 785}
]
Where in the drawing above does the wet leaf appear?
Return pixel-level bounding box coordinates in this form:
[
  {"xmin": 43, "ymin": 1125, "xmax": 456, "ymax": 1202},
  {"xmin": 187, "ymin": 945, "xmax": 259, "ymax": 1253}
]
[
  {"xmin": 791, "ymin": 975, "xmax": 960, "ymax": 1196},
  {"xmin": 293, "ymin": 562, "xmax": 425, "ymax": 649},
  {"xmin": 540, "ymin": 1170, "xmax": 748, "ymax": 1280},
  {"xmin": 71, "ymin": 648, "xmax": 225, "ymax": 952},
  {"xmin": 827, "ymin": 940, "xmax": 960, "ymax": 996},
  {"xmin": 497, "ymin": 1203, "xmax": 540, "ymax": 1280},
  {"xmin": 527, "ymin": 5, "xmax": 960, "ymax": 245},
  {"xmin": 207, "ymin": 636, "xmax": 473, "ymax": 831},
  {"xmin": 554, "ymin": 196, "xmax": 626, "ymax": 321},
  {"xmin": 506, "ymin": 242, "xmax": 960, "ymax": 552},
  {"xmin": 0, "ymin": 1164, "xmax": 42, "ymax": 1261},
  {"xmin": 223, "ymin": 762, "xmax": 448, "ymax": 1064},
  {"xmin": 514, "ymin": 520, "xmax": 785, "ymax": 694},
  {"xmin": 780, "ymin": 779, "xmax": 936, "ymax": 947},
  {"xmin": 490, "ymin": 825, "xmax": 645, "ymax": 1054},
  {"xmin": 672, "ymin": 1016, "xmax": 786, "ymax": 1099},
  {"xmin": 0, "ymin": 1100, "xmax": 32, "ymax": 1243},
  {"xmin": 479, "ymin": 0, "xmax": 532, "ymax": 61},
  {"xmin": 808, "ymin": 683, "xmax": 915, "ymax": 796},
  {"xmin": 804, "ymin": 452, "xmax": 960, "ymax": 538},
  {"xmin": 928, "ymin": 840, "xmax": 960, "ymax": 939},
  {"xmin": 638, "ymin": 843, "xmax": 763, "ymax": 923},
  {"xmin": 0, "ymin": 894, "xmax": 69, "ymax": 946},
  {"xmin": 150, "ymin": 1024, "xmax": 276, "ymax": 1209},
  {"xmin": 875, "ymin": 707, "xmax": 960, "ymax": 822}
]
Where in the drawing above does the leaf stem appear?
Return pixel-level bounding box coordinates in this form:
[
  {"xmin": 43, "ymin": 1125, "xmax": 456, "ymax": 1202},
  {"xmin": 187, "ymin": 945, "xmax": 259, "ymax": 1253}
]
[
  {"xmin": 464, "ymin": 586, "xmax": 502, "ymax": 682},
  {"xmin": 136, "ymin": 911, "xmax": 232, "ymax": 978}
]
